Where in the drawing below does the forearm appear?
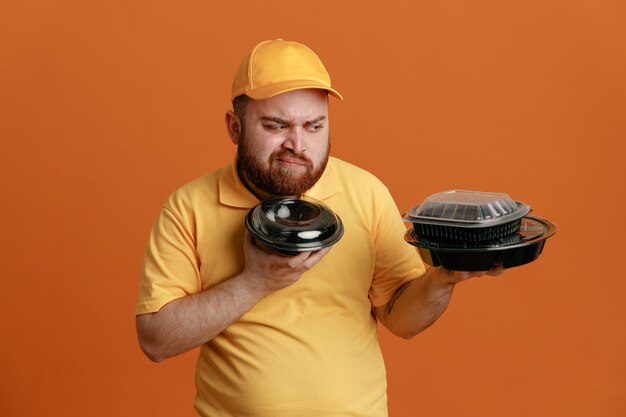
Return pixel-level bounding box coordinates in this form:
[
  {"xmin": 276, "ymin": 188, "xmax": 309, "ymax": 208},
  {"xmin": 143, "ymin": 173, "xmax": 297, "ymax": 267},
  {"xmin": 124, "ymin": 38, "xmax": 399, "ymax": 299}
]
[
  {"xmin": 377, "ymin": 267, "xmax": 456, "ymax": 339},
  {"xmin": 136, "ymin": 232, "xmax": 332, "ymax": 362},
  {"xmin": 136, "ymin": 271, "xmax": 271, "ymax": 362}
]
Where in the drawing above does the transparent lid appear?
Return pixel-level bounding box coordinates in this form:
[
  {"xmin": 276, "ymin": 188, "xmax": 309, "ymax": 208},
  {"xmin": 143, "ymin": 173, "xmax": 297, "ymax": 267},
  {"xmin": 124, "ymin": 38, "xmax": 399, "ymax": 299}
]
[
  {"xmin": 404, "ymin": 190, "xmax": 530, "ymax": 227},
  {"xmin": 245, "ymin": 196, "xmax": 344, "ymax": 252}
]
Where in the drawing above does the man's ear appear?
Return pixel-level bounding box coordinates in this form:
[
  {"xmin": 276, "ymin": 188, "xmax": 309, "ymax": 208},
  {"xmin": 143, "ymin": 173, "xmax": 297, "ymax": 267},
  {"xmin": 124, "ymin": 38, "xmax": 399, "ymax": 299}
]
[{"xmin": 225, "ymin": 110, "xmax": 242, "ymax": 145}]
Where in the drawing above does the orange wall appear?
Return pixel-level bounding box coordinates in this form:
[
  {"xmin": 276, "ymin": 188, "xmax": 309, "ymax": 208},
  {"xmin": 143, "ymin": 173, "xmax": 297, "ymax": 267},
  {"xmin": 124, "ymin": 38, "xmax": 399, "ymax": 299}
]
[{"xmin": 1, "ymin": 1, "xmax": 624, "ymax": 416}]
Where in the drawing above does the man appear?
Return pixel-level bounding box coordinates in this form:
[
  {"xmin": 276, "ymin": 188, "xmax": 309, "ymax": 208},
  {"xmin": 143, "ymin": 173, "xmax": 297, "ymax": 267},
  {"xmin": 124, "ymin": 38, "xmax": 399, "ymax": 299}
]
[{"xmin": 136, "ymin": 39, "xmax": 502, "ymax": 416}]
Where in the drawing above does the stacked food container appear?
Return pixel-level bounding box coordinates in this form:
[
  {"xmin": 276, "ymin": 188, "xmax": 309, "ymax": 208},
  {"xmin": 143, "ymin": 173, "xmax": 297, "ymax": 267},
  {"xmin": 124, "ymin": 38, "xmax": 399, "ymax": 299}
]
[{"xmin": 404, "ymin": 190, "xmax": 556, "ymax": 271}]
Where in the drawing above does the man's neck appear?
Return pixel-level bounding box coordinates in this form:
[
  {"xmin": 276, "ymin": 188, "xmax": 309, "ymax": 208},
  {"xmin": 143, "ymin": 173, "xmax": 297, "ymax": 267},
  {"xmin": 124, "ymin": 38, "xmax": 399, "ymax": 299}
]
[{"xmin": 236, "ymin": 165, "xmax": 275, "ymax": 201}]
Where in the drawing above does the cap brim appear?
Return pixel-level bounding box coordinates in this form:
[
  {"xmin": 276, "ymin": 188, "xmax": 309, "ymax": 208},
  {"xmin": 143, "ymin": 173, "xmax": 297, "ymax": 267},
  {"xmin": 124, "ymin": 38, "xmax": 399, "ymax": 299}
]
[{"xmin": 241, "ymin": 80, "xmax": 343, "ymax": 101}]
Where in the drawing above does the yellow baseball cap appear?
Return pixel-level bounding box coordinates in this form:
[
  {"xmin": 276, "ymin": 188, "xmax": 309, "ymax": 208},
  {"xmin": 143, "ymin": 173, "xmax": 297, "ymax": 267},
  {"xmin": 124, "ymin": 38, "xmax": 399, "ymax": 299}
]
[{"xmin": 231, "ymin": 39, "xmax": 343, "ymax": 101}]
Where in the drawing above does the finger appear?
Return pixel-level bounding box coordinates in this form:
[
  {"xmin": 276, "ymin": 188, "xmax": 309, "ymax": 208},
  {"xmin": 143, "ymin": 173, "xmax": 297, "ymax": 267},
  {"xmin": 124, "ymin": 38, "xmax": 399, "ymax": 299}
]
[
  {"xmin": 286, "ymin": 250, "xmax": 313, "ymax": 268},
  {"xmin": 454, "ymin": 270, "xmax": 475, "ymax": 281},
  {"xmin": 486, "ymin": 265, "xmax": 506, "ymax": 276},
  {"xmin": 301, "ymin": 246, "xmax": 332, "ymax": 269},
  {"xmin": 454, "ymin": 270, "xmax": 489, "ymax": 280},
  {"xmin": 287, "ymin": 246, "xmax": 331, "ymax": 270}
]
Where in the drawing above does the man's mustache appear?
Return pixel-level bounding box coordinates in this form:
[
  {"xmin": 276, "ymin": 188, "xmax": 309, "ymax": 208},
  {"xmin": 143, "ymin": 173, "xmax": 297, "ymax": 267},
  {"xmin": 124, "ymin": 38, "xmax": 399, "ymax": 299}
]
[{"xmin": 270, "ymin": 150, "xmax": 313, "ymax": 167}]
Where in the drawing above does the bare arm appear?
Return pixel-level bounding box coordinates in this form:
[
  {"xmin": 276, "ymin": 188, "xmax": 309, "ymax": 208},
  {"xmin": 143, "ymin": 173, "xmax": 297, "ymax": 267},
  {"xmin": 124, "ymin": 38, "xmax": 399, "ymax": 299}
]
[
  {"xmin": 136, "ymin": 233, "xmax": 331, "ymax": 362},
  {"xmin": 373, "ymin": 266, "xmax": 504, "ymax": 339}
]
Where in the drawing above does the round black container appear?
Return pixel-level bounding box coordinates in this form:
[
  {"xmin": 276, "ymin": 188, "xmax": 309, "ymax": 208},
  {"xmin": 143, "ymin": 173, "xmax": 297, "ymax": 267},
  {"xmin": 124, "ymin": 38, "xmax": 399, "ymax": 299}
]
[
  {"xmin": 245, "ymin": 196, "xmax": 344, "ymax": 255},
  {"xmin": 405, "ymin": 216, "xmax": 556, "ymax": 271}
]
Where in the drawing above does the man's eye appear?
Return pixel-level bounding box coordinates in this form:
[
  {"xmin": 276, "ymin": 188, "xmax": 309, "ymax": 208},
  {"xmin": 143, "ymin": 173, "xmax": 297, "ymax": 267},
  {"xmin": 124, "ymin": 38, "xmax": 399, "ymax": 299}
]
[
  {"xmin": 264, "ymin": 124, "xmax": 287, "ymax": 130},
  {"xmin": 310, "ymin": 124, "xmax": 324, "ymax": 131}
]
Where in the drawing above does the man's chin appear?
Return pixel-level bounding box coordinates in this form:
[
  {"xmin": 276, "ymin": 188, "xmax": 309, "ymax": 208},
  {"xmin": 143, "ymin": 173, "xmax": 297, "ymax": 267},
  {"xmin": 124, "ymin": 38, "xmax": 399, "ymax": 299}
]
[
  {"xmin": 270, "ymin": 177, "xmax": 312, "ymax": 196},
  {"xmin": 274, "ymin": 161, "xmax": 308, "ymax": 170}
]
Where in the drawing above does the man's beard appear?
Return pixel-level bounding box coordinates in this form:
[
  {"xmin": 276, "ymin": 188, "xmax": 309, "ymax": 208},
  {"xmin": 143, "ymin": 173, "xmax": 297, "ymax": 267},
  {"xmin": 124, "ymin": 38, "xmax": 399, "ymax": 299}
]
[{"xmin": 237, "ymin": 134, "xmax": 330, "ymax": 197}]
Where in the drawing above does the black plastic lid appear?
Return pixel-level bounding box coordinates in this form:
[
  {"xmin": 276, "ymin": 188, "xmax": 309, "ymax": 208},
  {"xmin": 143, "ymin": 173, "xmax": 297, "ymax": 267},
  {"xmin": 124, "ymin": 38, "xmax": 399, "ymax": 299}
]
[
  {"xmin": 405, "ymin": 190, "xmax": 530, "ymax": 228},
  {"xmin": 245, "ymin": 196, "xmax": 344, "ymax": 253}
]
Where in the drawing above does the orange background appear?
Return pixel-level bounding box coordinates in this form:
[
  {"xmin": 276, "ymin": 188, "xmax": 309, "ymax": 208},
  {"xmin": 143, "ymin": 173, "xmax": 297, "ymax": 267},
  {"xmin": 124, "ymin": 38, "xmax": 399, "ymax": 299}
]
[{"xmin": 1, "ymin": 1, "xmax": 625, "ymax": 416}]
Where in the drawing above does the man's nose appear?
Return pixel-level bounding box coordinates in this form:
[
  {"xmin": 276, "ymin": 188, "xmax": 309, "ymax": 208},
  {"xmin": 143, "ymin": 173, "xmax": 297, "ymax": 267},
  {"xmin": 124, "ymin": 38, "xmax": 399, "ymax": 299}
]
[{"xmin": 282, "ymin": 127, "xmax": 306, "ymax": 154}]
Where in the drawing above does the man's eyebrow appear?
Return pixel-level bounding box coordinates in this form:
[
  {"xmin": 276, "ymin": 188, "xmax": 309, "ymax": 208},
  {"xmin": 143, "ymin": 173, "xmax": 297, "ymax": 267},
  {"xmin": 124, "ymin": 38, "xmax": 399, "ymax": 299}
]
[
  {"xmin": 307, "ymin": 116, "xmax": 327, "ymax": 124},
  {"xmin": 259, "ymin": 115, "xmax": 327, "ymax": 124},
  {"xmin": 260, "ymin": 116, "xmax": 289, "ymax": 124}
]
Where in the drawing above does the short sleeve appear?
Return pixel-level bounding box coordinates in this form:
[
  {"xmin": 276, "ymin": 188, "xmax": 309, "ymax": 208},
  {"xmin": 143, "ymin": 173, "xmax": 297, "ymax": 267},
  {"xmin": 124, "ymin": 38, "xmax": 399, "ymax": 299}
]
[
  {"xmin": 136, "ymin": 206, "xmax": 202, "ymax": 315},
  {"xmin": 369, "ymin": 187, "xmax": 426, "ymax": 307}
]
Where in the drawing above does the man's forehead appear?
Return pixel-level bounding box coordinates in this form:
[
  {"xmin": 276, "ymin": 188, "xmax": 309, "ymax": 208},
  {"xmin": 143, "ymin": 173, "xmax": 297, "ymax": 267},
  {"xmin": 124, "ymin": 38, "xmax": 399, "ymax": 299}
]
[{"xmin": 247, "ymin": 90, "xmax": 329, "ymax": 121}]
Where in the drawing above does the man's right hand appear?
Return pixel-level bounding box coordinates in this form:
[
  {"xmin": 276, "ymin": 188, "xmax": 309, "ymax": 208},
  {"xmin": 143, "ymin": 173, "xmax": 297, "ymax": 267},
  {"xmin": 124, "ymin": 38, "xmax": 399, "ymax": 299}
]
[{"xmin": 240, "ymin": 231, "xmax": 332, "ymax": 294}]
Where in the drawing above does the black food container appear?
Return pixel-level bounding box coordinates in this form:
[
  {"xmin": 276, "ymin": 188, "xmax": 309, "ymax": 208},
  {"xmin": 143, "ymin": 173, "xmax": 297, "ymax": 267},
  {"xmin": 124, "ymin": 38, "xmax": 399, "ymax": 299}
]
[
  {"xmin": 245, "ymin": 196, "xmax": 344, "ymax": 255},
  {"xmin": 404, "ymin": 190, "xmax": 556, "ymax": 270}
]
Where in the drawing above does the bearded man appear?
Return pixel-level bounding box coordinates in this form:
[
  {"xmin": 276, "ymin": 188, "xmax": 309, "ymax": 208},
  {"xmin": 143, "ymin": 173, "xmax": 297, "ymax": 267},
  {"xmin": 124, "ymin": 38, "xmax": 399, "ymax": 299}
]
[{"xmin": 136, "ymin": 39, "xmax": 502, "ymax": 417}]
